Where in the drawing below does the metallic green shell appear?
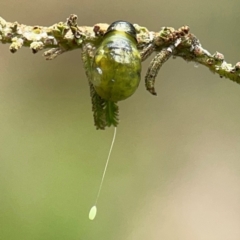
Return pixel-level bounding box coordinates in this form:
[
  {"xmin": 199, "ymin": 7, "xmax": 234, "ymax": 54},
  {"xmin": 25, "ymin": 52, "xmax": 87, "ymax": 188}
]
[
  {"xmin": 91, "ymin": 24, "xmax": 141, "ymax": 102},
  {"xmin": 105, "ymin": 20, "xmax": 137, "ymax": 41}
]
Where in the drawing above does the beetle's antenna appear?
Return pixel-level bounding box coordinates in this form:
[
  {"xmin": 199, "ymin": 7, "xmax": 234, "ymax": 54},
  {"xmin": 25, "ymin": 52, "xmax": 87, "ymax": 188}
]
[{"xmin": 89, "ymin": 127, "xmax": 117, "ymax": 220}]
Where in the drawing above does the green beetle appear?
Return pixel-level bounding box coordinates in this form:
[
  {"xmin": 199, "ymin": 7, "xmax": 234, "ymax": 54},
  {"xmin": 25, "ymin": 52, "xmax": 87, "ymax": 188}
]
[
  {"xmin": 82, "ymin": 21, "xmax": 141, "ymax": 129},
  {"xmin": 91, "ymin": 21, "xmax": 141, "ymax": 102}
]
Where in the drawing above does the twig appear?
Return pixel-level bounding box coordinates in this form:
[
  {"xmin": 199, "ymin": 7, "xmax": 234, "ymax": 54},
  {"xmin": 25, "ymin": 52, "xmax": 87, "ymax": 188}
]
[{"xmin": 1, "ymin": 14, "xmax": 240, "ymax": 88}]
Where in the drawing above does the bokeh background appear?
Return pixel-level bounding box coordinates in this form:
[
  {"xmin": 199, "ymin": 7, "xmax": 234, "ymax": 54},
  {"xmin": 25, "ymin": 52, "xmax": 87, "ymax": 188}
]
[{"xmin": 1, "ymin": 1, "xmax": 240, "ymax": 240}]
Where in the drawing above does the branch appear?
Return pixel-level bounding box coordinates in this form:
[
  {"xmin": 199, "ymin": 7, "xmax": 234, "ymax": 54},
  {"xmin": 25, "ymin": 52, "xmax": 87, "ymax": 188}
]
[
  {"xmin": 1, "ymin": 14, "xmax": 240, "ymax": 84},
  {"xmin": 0, "ymin": 15, "xmax": 109, "ymax": 59}
]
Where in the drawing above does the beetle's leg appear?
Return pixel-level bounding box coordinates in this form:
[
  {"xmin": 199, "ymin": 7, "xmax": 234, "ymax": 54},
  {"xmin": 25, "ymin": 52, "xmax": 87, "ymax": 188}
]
[{"xmin": 81, "ymin": 43, "xmax": 107, "ymax": 129}]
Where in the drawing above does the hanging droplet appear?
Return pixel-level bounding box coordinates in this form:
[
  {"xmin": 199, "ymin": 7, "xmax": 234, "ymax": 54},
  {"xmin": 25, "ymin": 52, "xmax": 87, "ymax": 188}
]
[{"xmin": 89, "ymin": 205, "xmax": 97, "ymax": 220}]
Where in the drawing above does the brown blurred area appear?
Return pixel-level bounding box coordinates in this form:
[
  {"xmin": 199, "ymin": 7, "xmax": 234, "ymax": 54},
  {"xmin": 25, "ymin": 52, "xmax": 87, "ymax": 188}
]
[{"xmin": 1, "ymin": 1, "xmax": 240, "ymax": 240}]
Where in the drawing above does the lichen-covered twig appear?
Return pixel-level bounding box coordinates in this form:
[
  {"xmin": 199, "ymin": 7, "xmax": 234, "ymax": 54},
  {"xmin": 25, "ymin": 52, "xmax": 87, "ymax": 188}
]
[{"xmin": 1, "ymin": 14, "xmax": 239, "ymax": 85}]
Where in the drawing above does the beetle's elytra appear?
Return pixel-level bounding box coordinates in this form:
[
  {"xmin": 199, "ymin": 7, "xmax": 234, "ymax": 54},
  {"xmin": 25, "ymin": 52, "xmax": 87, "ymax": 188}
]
[{"xmin": 91, "ymin": 21, "xmax": 141, "ymax": 102}]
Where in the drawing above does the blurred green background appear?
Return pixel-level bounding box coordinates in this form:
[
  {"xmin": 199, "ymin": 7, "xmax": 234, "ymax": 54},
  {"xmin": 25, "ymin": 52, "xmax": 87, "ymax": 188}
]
[{"xmin": 1, "ymin": 0, "xmax": 240, "ymax": 239}]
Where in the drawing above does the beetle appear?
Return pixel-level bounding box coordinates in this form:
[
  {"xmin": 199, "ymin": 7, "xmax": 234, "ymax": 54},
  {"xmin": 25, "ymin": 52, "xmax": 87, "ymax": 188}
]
[
  {"xmin": 82, "ymin": 20, "xmax": 141, "ymax": 129},
  {"xmin": 91, "ymin": 21, "xmax": 141, "ymax": 102}
]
